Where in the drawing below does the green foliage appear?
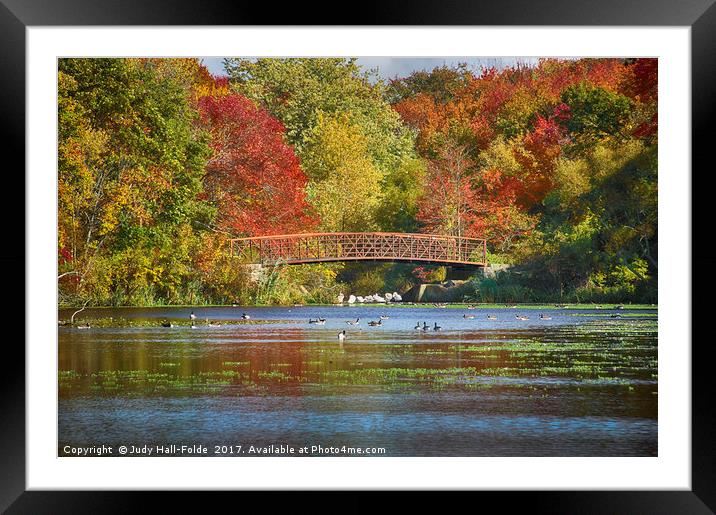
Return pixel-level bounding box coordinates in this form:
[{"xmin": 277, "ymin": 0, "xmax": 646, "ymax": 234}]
[
  {"xmin": 562, "ymin": 82, "xmax": 633, "ymax": 144},
  {"xmin": 58, "ymin": 57, "xmax": 658, "ymax": 306}
]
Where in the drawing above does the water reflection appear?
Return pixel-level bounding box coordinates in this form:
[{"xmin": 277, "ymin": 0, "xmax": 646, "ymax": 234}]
[{"xmin": 59, "ymin": 306, "xmax": 657, "ymax": 456}]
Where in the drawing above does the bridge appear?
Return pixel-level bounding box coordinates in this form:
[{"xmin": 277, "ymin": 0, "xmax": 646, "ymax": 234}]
[{"xmin": 229, "ymin": 232, "xmax": 487, "ymax": 267}]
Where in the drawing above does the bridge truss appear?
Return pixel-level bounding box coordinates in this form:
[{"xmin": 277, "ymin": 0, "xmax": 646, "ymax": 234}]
[{"xmin": 229, "ymin": 232, "xmax": 487, "ymax": 267}]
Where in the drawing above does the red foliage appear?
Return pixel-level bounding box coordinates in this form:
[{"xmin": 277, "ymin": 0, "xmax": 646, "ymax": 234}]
[
  {"xmin": 198, "ymin": 94, "xmax": 317, "ymax": 236},
  {"xmin": 514, "ymin": 115, "xmax": 564, "ymax": 206}
]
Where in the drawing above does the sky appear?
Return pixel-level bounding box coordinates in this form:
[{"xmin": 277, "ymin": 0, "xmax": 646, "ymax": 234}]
[{"xmin": 200, "ymin": 57, "xmax": 543, "ymax": 80}]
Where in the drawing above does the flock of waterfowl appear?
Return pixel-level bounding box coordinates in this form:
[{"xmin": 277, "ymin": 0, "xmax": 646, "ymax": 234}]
[{"xmin": 68, "ymin": 303, "xmax": 632, "ymax": 333}]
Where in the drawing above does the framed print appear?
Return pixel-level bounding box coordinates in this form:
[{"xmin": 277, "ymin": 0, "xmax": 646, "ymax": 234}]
[{"xmin": 4, "ymin": 0, "xmax": 714, "ymax": 511}]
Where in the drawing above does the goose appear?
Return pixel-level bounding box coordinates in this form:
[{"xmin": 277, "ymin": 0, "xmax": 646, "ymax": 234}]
[
  {"xmin": 76, "ymin": 323, "xmax": 91, "ymax": 329},
  {"xmin": 338, "ymin": 330, "xmax": 346, "ymax": 341},
  {"xmin": 392, "ymin": 292, "xmax": 402, "ymax": 302},
  {"xmin": 414, "ymin": 322, "xmax": 422, "ymax": 330},
  {"xmin": 309, "ymin": 318, "xmax": 326, "ymax": 325},
  {"xmin": 346, "ymin": 318, "xmax": 360, "ymax": 326},
  {"xmin": 190, "ymin": 322, "xmax": 198, "ymax": 329},
  {"xmin": 241, "ymin": 313, "xmax": 251, "ymax": 320},
  {"xmin": 190, "ymin": 311, "xmax": 196, "ymax": 321},
  {"xmin": 422, "ymin": 322, "xmax": 430, "ymax": 332},
  {"xmin": 487, "ymin": 315, "xmax": 497, "ymax": 320},
  {"xmin": 379, "ymin": 315, "xmax": 390, "ymax": 320},
  {"xmin": 347, "ymin": 295, "xmax": 356, "ymax": 304},
  {"xmin": 161, "ymin": 320, "xmax": 173, "ymax": 328},
  {"xmin": 610, "ymin": 313, "xmax": 622, "ymax": 318},
  {"xmin": 205, "ymin": 318, "xmax": 220, "ymax": 327},
  {"xmin": 373, "ymin": 294, "xmax": 386, "ymax": 303},
  {"xmin": 368, "ymin": 320, "xmax": 382, "ymax": 327},
  {"xmin": 539, "ymin": 314, "xmax": 552, "ymax": 320},
  {"xmin": 515, "ymin": 315, "xmax": 529, "ymax": 321},
  {"xmin": 463, "ymin": 314, "xmax": 475, "ymax": 319},
  {"xmin": 433, "ymin": 322, "xmax": 442, "ymax": 331}
]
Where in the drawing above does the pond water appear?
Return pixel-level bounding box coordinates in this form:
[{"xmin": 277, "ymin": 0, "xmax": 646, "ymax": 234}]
[{"xmin": 58, "ymin": 305, "xmax": 657, "ymax": 456}]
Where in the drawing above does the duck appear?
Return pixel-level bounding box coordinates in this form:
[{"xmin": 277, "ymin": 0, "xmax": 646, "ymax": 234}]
[
  {"xmin": 539, "ymin": 314, "xmax": 552, "ymax": 320},
  {"xmin": 241, "ymin": 313, "xmax": 251, "ymax": 320},
  {"xmin": 76, "ymin": 323, "xmax": 91, "ymax": 329},
  {"xmin": 463, "ymin": 314, "xmax": 475, "ymax": 319},
  {"xmin": 487, "ymin": 315, "xmax": 497, "ymax": 320},
  {"xmin": 515, "ymin": 315, "xmax": 529, "ymax": 321},
  {"xmin": 433, "ymin": 322, "xmax": 442, "ymax": 331},
  {"xmin": 346, "ymin": 318, "xmax": 360, "ymax": 326},
  {"xmin": 338, "ymin": 330, "xmax": 346, "ymax": 341},
  {"xmin": 368, "ymin": 320, "xmax": 383, "ymax": 327},
  {"xmin": 190, "ymin": 311, "xmax": 196, "ymax": 321},
  {"xmin": 161, "ymin": 320, "xmax": 173, "ymax": 328}
]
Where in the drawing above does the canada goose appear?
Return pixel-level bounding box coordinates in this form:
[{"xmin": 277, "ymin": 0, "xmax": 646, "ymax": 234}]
[
  {"xmin": 610, "ymin": 313, "xmax": 622, "ymax": 318},
  {"xmin": 190, "ymin": 311, "xmax": 196, "ymax": 320},
  {"xmin": 161, "ymin": 320, "xmax": 173, "ymax": 328},
  {"xmin": 422, "ymin": 322, "xmax": 430, "ymax": 331},
  {"xmin": 414, "ymin": 322, "xmax": 421, "ymax": 330},
  {"xmin": 487, "ymin": 315, "xmax": 497, "ymax": 320},
  {"xmin": 433, "ymin": 322, "xmax": 442, "ymax": 331},
  {"xmin": 346, "ymin": 318, "xmax": 360, "ymax": 326},
  {"xmin": 309, "ymin": 318, "xmax": 326, "ymax": 325},
  {"xmin": 379, "ymin": 315, "xmax": 389, "ymax": 320},
  {"xmin": 463, "ymin": 314, "xmax": 475, "ymax": 319},
  {"xmin": 242, "ymin": 313, "xmax": 250, "ymax": 320},
  {"xmin": 539, "ymin": 314, "xmax": 552, "ymax": 320},
  {"xmin": 368, "ymin": 320, "xmax": 382, "ymax": 327},
  {"xmin": 338, "ymin": 330, "xmax": 346, "ymax": 341}
]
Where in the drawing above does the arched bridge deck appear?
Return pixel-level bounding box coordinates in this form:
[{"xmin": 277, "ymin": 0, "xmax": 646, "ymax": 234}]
[{"xmin": 229, "ymin": 232, "xmax": 488, "ymax": 267}]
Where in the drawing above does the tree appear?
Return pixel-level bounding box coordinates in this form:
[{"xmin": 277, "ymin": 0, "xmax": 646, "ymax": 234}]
[
  {"xmin": 301, "ymin": 113, "xmax": 383, "ymax": 232},
  {"xmin": 58, "ymin": 58, "xmax": 212, "ymax": 304},
  {"xmin": 416, "ymin": 143, "xmax": 476, "ymax": 237},
  {"xmin": 198, "ymin": 93, "xmax": 316, "ymax": 236},
  {"xmin": 560, "ymin": 82, "xmax": 633, "ymax": 144}
]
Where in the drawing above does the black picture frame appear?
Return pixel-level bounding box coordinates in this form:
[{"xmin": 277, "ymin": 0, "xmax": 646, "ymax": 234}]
[{"xmin": 2, "ymin": 0, "xmax": 713, "ymax": 512}]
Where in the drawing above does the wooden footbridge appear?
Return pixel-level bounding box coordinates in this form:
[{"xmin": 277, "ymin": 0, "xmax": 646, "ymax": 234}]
[{"xmin": 229, "ymin": 232, "xmax": 487, "ymax": 267}]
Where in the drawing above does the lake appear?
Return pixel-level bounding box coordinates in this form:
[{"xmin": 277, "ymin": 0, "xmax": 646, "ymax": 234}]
[{"xmin": 58, "ymin": 305, "xmax": 657, "ymax": 457}]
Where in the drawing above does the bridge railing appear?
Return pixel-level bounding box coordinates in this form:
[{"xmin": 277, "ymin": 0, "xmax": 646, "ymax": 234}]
[{"xmin": 229, "ymin": 232, "xmax": 487, "ymax": 267}]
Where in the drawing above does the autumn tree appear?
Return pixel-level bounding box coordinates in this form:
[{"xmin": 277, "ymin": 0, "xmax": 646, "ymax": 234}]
[
  {"xmin": 301, "ymin": 113, "xmax": 382, "ymax": 232},
  {"xmin": 198, "ymin": 93, "xmax": 316, "ymax": 237}
]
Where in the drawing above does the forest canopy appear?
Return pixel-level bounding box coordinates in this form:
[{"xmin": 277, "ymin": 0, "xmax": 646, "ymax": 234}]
[{"xmin": 58, "ymin": 57, "xmax": 657, "ymax": 306}]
